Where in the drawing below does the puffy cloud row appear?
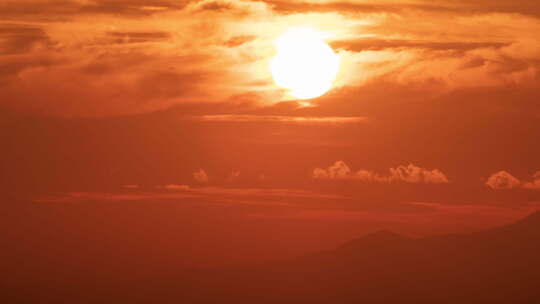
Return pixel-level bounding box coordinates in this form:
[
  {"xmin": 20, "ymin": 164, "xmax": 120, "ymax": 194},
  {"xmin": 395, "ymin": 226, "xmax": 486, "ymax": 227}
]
[
  {"xmin": 312, "ymin": 161, "xmax": 449, "ymax": 184},
  {"xmin": 127, "ymin": 166, "xmax": 540, "ymax": 190},
  {"xmin": 485, "ymin": 170, "xmax": 540, "ymax": 190}
]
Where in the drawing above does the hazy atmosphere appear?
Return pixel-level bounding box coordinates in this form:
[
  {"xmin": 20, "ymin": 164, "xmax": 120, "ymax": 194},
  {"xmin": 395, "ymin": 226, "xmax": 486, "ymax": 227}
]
[{"xmin": 2, "ymin": 0, "xmax": 540, "ymax": 303}]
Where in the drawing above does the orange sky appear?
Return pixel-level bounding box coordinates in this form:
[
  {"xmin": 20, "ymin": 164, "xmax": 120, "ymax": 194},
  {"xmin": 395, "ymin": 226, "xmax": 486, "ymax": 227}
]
[{"xmin": 2, "ymin": 0, "xmax": 540, "ymax": 263}]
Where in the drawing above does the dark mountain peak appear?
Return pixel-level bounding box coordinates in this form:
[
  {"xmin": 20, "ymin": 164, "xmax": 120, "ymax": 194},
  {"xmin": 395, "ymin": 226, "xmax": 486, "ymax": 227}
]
[
  {"xmin": 518, "ymin": 210, "xmax": 540, "ymax": 225},
  {"xmin": 502, "ymin": 210, "xmax": 540, "ymax": 232},
  {"xmin": 338, "ymin": 229, "xmax": 409, "ymax": 252},
  {"xmin": 482, "ymin": 210, "xmax": 540, "ymax": 240}
]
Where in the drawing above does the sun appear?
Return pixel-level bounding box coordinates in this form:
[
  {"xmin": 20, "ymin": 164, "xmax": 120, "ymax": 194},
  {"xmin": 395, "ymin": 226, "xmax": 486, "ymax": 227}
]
[{"xmin": 270, "ymin": 27, "xmax": 340, "ymax": 100}]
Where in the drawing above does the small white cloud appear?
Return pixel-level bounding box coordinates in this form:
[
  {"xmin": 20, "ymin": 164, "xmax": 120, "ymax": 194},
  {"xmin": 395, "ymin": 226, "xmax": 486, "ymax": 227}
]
[
  {"xmin": 487, "ymin": 170, "xmax": 540, "ymax": 190},
  {"xmin": 193, "ymin": 169, "xmax": 209, "ymax": 183},
  {"xmin": 523, "ymin": 171, "xmax": 540, "ymax": 190},
  {"xmin": 485, "ymin": 171, "xmax": 521, "ymax": 190},
  {"xmin": 312, "ymin": 160, "xmax": 351, "ymax": 180}
]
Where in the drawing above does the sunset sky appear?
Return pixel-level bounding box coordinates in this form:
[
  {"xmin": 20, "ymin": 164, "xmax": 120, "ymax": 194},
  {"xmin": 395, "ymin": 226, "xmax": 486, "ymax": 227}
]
[{"xmin": 2, "ymin": 0, "xmax": 540, "ymax": 264}]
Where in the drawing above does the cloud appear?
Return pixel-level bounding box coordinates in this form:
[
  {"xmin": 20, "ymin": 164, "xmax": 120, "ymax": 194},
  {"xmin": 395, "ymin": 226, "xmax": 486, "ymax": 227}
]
[
  {"xmin": 485, "ymin": 171, "xmax": 521, "ymax": 190},
  {"xmin": 194, "ymin": 115, "xmax": 367, "ymax": 124},
  {"xmin": 389, "ymin": 165, "xmax": 449, "ymax": 184},
  {"xmin": 0, "ymin": 0, "xmax": 277, "ymax": 116},
  {"xmin": 331, "ymin": 39, "xmax": 509, "ymax": 53},
  {"xmin": 0, "ymin": 0, "xmax": 188, "ymax": 21},
  {"xmin": 105, "ymin": 31, "xmax": 171, "ymax": 44},
  {"xmin": 1, "ymin": 0, "xmax": 539, "ymax": 117},
  {"xmin": 523, "ymin": 171, "xmax": 540, "ymax": 190},
  {"xmin": 312, "ymin": 160, "xmax": 351, "ymax": 180},
  {"xmin": 158, "ymin": 184, "xmax": 191, "ymax": 191},
  {"xmin": 265, "ymin": 0, "xmax": 447, "ymax": 14},
  {"xmin": 313, "ymin": 161, "xmax": 449, "ymax": 184},
  {"xmin": 187, "ymin": 0, "xmax": 269, "ymax": 14},
  {"xmin": 266, "ymin": 0, "xmax": 540, "ymax": 17},
  {"xmin": 193, "ymin": 169, "xmax": 209, "ymax": 183},
  {"xmin": 37, "ymin": 186, "xmax": 345, "ymax": 207},
  {"xmin": 0, "ymin": 24, "xmax": 53, "ymax": 55},
  {"xmin": 486, "ymin": 170, "xmax": 540, "ymax": 190}
]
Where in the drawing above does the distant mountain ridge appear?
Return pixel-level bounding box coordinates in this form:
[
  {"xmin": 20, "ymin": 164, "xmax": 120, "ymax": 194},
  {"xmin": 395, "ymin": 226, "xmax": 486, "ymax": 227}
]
[
  {"xmin": 5, "ymin": 210, "xmax": 540, "ymax": 304},
  {"xmin": 505, "ymin": 210, "xmax": 540, "ymax": 228},
  {"xmin": 189, "ymin": 210, "xmax": 540, "ymax": 304}
]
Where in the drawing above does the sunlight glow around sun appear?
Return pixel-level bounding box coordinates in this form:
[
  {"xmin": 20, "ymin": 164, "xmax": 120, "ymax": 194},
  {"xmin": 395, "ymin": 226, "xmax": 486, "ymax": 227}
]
[{"xmin": 270, "ymin": 27, "xmax": 340, "ymax": 100}]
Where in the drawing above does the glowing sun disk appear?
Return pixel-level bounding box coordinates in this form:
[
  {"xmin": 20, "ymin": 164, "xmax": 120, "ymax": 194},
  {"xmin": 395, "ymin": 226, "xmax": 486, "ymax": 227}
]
[{"xmin": 270, "ymin": 28, "xmax": 340, "ymax": 99}]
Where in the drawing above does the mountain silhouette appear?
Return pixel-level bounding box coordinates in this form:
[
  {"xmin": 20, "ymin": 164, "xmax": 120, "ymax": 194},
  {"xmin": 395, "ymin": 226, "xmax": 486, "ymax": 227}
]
[
  {"xmin": 4, "ymin": 211, "xmax": 540, "ymax": 303},
  {"xmin": 502, "ymin": 210, "xmax": 540, "ymax": 231},
  {"xmin": 186, "ymin": 211, "xmax": 540, "ymax": 304}
]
